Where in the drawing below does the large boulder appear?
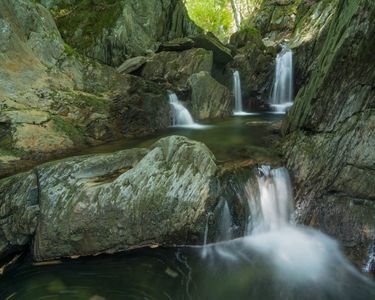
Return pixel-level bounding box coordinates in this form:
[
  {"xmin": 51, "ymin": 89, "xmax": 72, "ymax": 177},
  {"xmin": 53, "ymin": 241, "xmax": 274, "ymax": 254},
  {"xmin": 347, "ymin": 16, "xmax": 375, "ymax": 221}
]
[
  {"xmin": 140, "ymin": 48, "xmax": 213, "ymax": 89},
  {"xmin": 0, "ymin": 171, "xmax": 40, "ymax": 261},
  {"xmin": 230, "ymin": 26, "xmax": 275, "ymax": 111},
  {"xmin": 282, "ymin": 0, "xmax": 375, "ymax": 269},
  {"xmin": 40, "ymin": 0, "xmax": 201, "ymax": 66},
  {"xmin": 188, "ymin": 72, "xmax": 233, "ymax": 120},
  {"xmin": 32, "ymin": 136, "xmax": 218, "ymax": 260}
]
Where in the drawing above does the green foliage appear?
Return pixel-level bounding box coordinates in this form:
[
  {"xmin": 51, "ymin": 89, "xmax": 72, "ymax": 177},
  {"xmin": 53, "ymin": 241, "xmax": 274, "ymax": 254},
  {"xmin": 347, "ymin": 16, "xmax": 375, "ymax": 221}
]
[{"xmin": 184, "ymin": 0, "xmax": 234, "ymax": 41}]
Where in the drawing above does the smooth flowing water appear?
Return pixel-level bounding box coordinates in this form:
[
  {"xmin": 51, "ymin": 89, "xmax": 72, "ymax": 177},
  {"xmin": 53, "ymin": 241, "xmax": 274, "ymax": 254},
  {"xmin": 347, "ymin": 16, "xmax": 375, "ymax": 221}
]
[
  {"xmin": 270, "ymin": 45, "xmax": 294, "ymax": 114},
  {"xmin": 169, "ymin": 92, "xmax": 203, "ymax": 128},
  {"xmin": 76, "ymin": 114, "xmax": 282, "ymax": 163},
  {"xmin": 233, "ymin": 70, "xmax": 259, "ymax": 116}
]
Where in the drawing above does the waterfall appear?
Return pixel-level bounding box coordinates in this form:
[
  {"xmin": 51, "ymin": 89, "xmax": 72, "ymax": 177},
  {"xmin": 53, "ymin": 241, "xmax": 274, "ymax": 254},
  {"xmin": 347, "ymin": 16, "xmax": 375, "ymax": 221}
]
[
  {"xmin": 169, "ymin": 92, "xmax": 206, "ymax": 128},
  {"xmin": 218, "ymin": 200, "xmax": 233, "ymax": 241},
  {"xmin": 201, "ymin": 165, "xmax": 375, "ymax": 291},
  {"xmin": 255, "ymin": 166, "xmax": 293, "ymax": 232},
  {"xmin": 233, "ymin": 70, "xmax": 243, "ymax": 114},
  {"xmin": 233, "ymin": 71, "xmax": 260, "ymax": 116},
  {"xmin": 270, "ymin": 45, "xmax": 294, "ymax": 114}
]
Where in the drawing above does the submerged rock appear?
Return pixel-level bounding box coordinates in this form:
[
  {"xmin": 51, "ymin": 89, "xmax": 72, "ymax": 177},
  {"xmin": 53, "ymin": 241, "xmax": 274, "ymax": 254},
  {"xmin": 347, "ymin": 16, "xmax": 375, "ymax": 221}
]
[{"xmin": 32, "ymin": 136, "xmax": 218, "ymax": 261}]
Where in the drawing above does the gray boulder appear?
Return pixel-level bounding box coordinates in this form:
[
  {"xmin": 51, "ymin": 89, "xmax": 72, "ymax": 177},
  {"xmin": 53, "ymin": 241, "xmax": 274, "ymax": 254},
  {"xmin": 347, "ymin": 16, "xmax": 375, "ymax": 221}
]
[
  {"xmin": 188, "ymin": 72, "xmax": 233, "ymax": 120},
  {"xmin": 32, "ymin": 136, "xmax": 218, "ymax": 260}
]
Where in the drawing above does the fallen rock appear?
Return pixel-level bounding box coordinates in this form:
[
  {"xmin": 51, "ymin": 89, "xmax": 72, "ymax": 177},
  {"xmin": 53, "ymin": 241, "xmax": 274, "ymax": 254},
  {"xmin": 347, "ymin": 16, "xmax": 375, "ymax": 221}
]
[
  {"xmin": 140, "ymin": 48, "xmax": 213, "ymax": 88},
  {"xmin": 117, "ymin": 56, "xmax": 148, "ymax": 74}
]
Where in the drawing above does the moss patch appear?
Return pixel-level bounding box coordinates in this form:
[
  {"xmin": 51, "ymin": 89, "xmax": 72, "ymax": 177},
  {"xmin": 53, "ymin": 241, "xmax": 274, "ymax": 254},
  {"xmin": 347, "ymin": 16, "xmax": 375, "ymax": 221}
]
[{"xmin": 51, "ymin": 0, "xmax": 123, "ymax": 52}]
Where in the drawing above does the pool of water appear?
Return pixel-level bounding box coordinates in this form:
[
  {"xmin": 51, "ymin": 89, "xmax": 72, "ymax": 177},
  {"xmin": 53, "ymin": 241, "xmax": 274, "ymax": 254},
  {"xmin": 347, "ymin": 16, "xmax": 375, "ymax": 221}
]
[
  {"xmin": 79, "ymin": 114, "xmax": 282, "ymax": 162},
  {"xmin": 1, "ymin": 237, "xmax": 374, "ymax": 300}
]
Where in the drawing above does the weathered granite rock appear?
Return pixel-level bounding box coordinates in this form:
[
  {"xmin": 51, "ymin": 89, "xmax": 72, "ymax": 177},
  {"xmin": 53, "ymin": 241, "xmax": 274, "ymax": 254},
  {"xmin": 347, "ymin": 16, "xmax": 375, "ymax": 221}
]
[
  {"xmin": 41, "ymin": 0, "xmax": 201, "ymax": 66},
  {"xmin": 188, "ymin": 72, "xmax": 232, "ymax": 120},
  {"xmin": 117, "ymin": 56, "xmax": 148, "ymax": 74},
  {"xmin": 282, "ymin": 0, "xmax": 375, "ymax": 269},
  {"xmin": 140, "ymin": 48, "xmax": 213, "ymax": 89},
  {"xmin": 0, "ymin": 171, "xmax": 40, "ymax": 261},
  {"xmin": 32, "ymin": 136, "xmax": 218, "ymax": 260}
]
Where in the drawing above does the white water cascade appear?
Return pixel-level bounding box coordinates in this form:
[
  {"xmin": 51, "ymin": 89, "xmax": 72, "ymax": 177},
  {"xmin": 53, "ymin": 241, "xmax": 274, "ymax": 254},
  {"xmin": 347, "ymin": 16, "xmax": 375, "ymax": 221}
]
[
  {"xmin": 270, "ymin": 45, "xmax": 294, "ymax": 113},
  {"xmin": 233, "ymin": 70, "xmax": 258, "ymax": 116},
  {"xmin": 233, "ymin": 70, "xmax": 244, "ymax": 114},
  {"xmin": 200, "ymin": 166, "xmax": 375, "ymax": 294},
  {"xmin": 168, "ymin": 92, "xmax": 205, "ymax": 129}
]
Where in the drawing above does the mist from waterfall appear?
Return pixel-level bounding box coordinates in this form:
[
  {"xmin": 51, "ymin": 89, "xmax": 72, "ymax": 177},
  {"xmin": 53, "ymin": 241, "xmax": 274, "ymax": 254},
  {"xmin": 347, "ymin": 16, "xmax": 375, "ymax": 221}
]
[
  {"xmin": 169, "ymin": 92, "xmax": 204, "ymax": 128},
  {"xmin": 270, "ymin": 45, "xmax": 294, "ymax": 114}
]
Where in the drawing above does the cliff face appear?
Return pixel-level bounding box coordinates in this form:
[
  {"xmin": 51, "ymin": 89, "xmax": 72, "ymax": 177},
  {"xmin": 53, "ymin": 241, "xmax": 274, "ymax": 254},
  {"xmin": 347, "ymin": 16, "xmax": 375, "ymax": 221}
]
[
  {"xmin": 282, "ymin": 0, "xmax": 375, "ymax": 268},
  {"xmin": 0, "ymin": 0, "xmax": 172, "ymax": 177},
  {"xmin": 39, "ymin": 0, "xmax": 201, "ymax": 66}
]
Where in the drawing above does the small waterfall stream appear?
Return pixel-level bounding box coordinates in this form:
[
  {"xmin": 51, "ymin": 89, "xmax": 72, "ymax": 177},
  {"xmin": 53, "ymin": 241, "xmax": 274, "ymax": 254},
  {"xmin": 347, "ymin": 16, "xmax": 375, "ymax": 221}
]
[
  {"xmin": 233, "ymin": 70, "xmax": 244, "ymax": 114},
  {"xmin": 233, "ymin": 70, "xmax": 258, "ymax": 116},
  {"xmin": 169, "ymin": 92, "xmax": 196, "ymax": 126},
  {"xmin": 270, "ymin": 45, "xmax": 294, "ymax": 113}
]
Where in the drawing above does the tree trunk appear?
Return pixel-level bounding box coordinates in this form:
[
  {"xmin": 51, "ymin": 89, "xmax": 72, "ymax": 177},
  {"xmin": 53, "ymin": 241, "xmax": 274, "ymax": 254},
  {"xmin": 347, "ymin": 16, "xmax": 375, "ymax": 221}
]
[{"xmin": 230, "ymin": 0, "xmax": 241, "ymax": 30}]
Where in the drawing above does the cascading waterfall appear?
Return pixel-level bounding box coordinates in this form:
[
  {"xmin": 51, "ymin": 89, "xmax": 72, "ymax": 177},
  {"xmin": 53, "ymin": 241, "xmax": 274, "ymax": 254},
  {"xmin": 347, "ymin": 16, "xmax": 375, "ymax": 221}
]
[
  {"xmin": 270, "ymin": 45, "xmax": 294, "ymax": 113},
  {"xmin": 200, "ymin": 165, "xmax": 375, "ymax": 297},
  {"xmin": 169, "ymin": 92, "xmax": 203, "ymax": 128},
  {"xmin": 233, "ymin": 70, "xmax": 244, "ymax": 114},
  {"xmin": 233, "ymin": 70, "xmax": 258, "ymax": 116}
]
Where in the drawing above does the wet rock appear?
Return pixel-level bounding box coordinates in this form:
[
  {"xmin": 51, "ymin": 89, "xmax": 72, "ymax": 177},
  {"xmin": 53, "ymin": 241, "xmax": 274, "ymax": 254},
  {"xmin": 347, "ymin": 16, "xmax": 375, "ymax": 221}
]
[
  {"xmin": 188, "ymin": 72, "xmax": 232, "ymax": 120},
  {"xmin": 229, "ymin": 26, "xmax": 275, "ymax": 111},
  {"xmin": 32, "ymin": 136, "xmax": 218, "ymax": 260},
  {"xmin": 0, "ymin": 171, "xmax": 40, "ymax": 261},
  {"xmin": 282, "ymin": 0, "xmax": 375, "ymax": 267}
]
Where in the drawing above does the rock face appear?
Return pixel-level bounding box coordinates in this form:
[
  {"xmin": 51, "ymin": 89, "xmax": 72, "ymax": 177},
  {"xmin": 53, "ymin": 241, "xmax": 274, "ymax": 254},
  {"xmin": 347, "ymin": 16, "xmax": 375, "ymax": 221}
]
[
  {"xmin": 188, "ymin": 72, "xmax": 232, "ymax": 119},
  {"xmin": 140, "ymin": 48, "xmax": 213, "ymax": 89},
  {"xmin": 0, "ymin": 171, "xmax": 39, "ymax": 261},
  {"xmin": 40, "ymin": 0, "xmax": 201, "ymax": 66},
  {"xmin": 0, "ymin": 0, "xmax": 171, "ymax": 178},
  {"xmin": 229, "ymin": 27, "xmax": 275, "ymax": 111},
  {"xmin": 29, "ymin": 136, "xmax": 218, "ymax": 260},
  {"xmin": 282, "ymin": 0, "xmax": 375, "ymax": 268}
]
